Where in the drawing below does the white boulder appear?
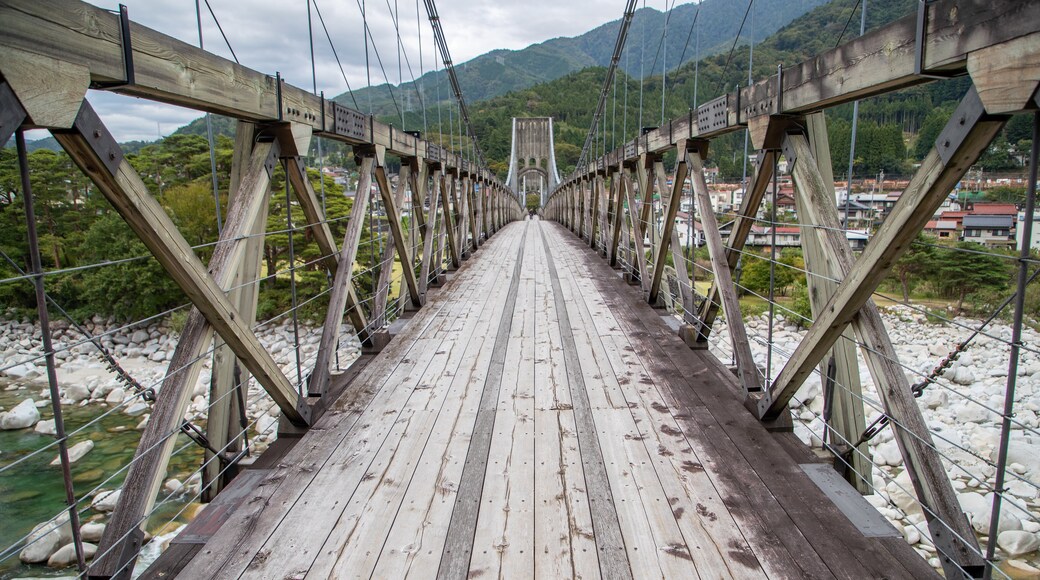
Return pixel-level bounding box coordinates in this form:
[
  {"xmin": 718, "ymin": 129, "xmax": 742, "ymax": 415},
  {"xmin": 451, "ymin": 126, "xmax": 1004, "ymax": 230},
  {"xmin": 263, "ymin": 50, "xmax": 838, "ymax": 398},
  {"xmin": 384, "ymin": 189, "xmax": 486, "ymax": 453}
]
[
  {"xmin": 91, "ymin": 489, "xmax": 121, "ymax": 513},
  {"xmin": 18, "ymin": 513, "xmax": 71, "ymax": 563},
  {"xmin": 997, "ymin": 530, "xmax": 1040, "ymax": 557},
  {"xmin": 47, "ymin": 541, "xmax": 97, "ymax": 568},
  {"xmin": 1, "ymin": 398, "xmax": 41, "ymax": 430},
  {"xmin": 52, "ymin": 440, "xmax": 94, "ymax": 465}
]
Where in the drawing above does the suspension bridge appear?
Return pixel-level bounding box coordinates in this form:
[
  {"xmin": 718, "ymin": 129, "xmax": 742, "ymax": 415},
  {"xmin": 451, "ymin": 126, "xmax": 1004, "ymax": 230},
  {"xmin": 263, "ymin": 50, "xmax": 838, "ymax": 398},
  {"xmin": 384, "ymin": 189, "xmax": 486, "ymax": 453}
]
[{"xmin": 0, "ymin": 0, "xmax": 1038, "ymax": 578}]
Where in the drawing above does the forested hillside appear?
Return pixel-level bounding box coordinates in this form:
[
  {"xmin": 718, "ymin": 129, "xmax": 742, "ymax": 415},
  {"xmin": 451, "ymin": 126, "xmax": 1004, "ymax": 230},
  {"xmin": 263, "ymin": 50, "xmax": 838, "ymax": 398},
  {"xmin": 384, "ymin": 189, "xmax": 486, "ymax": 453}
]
[{"xmin": 337, "ymin": 0, "xmax": 830, "ymax": 118}]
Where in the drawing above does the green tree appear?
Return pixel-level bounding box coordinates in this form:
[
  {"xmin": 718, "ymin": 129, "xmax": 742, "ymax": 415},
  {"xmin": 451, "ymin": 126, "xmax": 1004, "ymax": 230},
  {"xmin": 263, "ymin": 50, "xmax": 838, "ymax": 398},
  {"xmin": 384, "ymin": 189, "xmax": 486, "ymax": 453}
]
[
  {"xmin": 935, "ymin": 242, "xmax": 1011, "ymax": 312},
  {"xmin": 892, "ymin": 234, "xmax": 938, "ymax": 302}
]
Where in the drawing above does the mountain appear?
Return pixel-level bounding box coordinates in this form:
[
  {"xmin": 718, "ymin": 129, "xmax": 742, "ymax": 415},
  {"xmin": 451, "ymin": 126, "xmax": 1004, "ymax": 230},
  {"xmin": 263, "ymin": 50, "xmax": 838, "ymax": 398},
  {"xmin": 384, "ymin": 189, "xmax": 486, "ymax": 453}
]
[{"xmin": 336, "ymin": 0, "xmax": 831, "ymax": 118}]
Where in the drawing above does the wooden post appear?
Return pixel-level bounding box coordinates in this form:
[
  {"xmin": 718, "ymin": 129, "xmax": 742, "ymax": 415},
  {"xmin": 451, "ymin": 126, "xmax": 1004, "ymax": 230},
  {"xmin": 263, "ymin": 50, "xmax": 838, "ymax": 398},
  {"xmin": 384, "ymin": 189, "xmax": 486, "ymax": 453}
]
[
  {"xmin": 419, "ymin": 167, "xmax": 442, "ymax": 299},
  {"xmin": 309, "ymin": 152, "xmax": 377, "ymax": 397},
  {"xmin": 648, "ymin": 142, "xmax": 694, "ymax": 307},
  {"xmin": 440, "ymin": 172, "xmax": 461, "ymax": 269},
  {"xmin": 408, "ymin": 159, "xmax": 429, "ymax": 244},
  {"xmin": 696, "ymin": 150, "xmax": 775, "ymax": 343},
  {"xmin": 760, "ymin": 87, "xmax": 1007, "ymax": 419},
  {"xmin": 204, "ymin": 121, "xmax": 261, "ymax": 502},
  {"xmin": 790, "ymin": 118, "xmax": 871, "ymax": 493},
  {"xmin": 72, "ymin": 120, "xmax": 298, "ymax": 578},
  {"xmin": 651, "ymin": 148, "xmax": 696, "ymax": 318},
  {"xmin": 621, "ymin": 171, "xmax": 650, "ymax": 292},
  {"xmin": 609, "ymin": 170, "xmax": 624, "ymax": 267},
  {"xmin": 784, "ymin": 128, "xmax": 983, "ymax": 575},
  {"xmin": 371, "ymin": 164, "xmax": 413, "ymax": 324},
  {"xmin": 689, "ymin": 150, "xmax": 762, "ymax": 397},
  {"xmin": 284, "ymin": 156, "xmax": 369, "ymax": 337},
  {"xmin": 374, "ymin": 161, "xmax": 421, "ymax": 308}
]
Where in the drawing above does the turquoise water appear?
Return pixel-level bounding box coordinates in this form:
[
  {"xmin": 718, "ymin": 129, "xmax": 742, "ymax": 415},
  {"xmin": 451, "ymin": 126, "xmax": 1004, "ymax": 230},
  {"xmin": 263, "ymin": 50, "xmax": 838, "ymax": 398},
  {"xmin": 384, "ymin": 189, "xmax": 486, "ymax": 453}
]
[{"xmin": 0, "ymin": 382, "xmax": 203, "ymax": 578}]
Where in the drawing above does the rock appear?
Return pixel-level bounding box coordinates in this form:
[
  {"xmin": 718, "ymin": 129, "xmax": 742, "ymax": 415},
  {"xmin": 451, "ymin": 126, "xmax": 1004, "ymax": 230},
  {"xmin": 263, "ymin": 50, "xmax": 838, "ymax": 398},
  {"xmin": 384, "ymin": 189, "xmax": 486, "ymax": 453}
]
[
  {"xmin": 1006, "ymin": 559, "xmax": 1040, "ymax": 576},
  {"xmin": 131, "ymin": 329, "xmax": 149, "ymax": 344},
  {"xmin": 998, "ymin": 441, "xmax": 1040, "ymax": 476},
  {"xmin": 164, "ymin": 478, "xmax": 183, "ymax": 494},
  {"xmin": 997, "ymin": 530, "xmax": 1040, "ymax": 557},
  {"xmin": 124, "ymin": 402, "xmax": 149, "ymax": 416},
  {"xmin": 876, "ymin": 441, "xmax": 903, "ymax": 467},
  {"xmin": 3, "ymin": 362, "xmax": 36, "ymax": 378},
  {"xmin": 952, "ymin": 367, "xmax": 975, "ymax": 385},
  {"xmin": 52, "ymin": 440, "xmax": 94, "ymax": 465},
  {"xmin": 105, "ymin": 387, "xmax": 125, "ymax": 405},
  {"xmin": 47, "ymin": 541, "xmax": 97, "ymax": 568},
  {"xmin": 35, "ymin": 418, "xmax": 56, "ymax": 436},
  {"xmin": 902, "ymin": 524, "xmax": 921, "ymax": 545},
  {"xmin": 91, "ymin": 489, "xmax": 121, "ymax": 513},
  {"xmin": 62, "ymin": 384, "xmax": 90, "ymax": 403},
  {"xmin": 19, "ymin": 513, "xmax": 71, "ymax": 563},
  {"xmin": 1, "ymin": 398, "xmax": 41, "ymax": 430},
  {"xmin": 80, "ymin": 522, "xmax": 105, "ymax": 543}
]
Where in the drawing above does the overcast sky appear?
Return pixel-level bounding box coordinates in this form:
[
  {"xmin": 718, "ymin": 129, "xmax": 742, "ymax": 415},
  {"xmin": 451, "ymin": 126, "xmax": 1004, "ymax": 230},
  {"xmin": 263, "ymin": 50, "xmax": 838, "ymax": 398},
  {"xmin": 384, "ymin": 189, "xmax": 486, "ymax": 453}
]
[{"xmin": 69, "ymin": 0, "xmax": 681, "ymax": 142}]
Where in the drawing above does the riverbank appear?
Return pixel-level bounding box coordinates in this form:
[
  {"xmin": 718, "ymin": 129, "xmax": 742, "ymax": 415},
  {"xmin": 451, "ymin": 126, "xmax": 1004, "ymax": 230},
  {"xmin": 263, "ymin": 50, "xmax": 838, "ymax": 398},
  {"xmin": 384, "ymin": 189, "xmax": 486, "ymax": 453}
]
[{"xmin": 0, "ymin": 314, "xmax": 360, "ymax": 578}]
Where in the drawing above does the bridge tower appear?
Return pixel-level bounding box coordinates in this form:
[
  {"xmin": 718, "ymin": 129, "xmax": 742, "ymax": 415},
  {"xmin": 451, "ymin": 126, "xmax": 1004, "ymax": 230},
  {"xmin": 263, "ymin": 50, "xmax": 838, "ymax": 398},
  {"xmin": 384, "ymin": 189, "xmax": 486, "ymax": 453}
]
[{"xmin": 505, "ymin": 117, "xmax": 561, "ymax": 207}]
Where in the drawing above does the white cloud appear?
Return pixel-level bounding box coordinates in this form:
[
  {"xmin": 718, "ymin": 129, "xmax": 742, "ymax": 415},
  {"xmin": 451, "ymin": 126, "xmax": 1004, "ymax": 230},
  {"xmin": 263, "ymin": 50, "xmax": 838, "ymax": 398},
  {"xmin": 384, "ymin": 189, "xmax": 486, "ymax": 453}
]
[{"xmin": 79, "ymin": 0, "xmax": 680, "ymax": 141}]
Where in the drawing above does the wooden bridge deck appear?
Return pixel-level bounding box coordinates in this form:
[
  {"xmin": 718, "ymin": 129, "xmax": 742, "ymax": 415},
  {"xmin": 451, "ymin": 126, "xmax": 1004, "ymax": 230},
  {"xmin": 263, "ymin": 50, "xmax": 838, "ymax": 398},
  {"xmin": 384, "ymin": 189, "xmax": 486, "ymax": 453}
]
[{"xmin": 157, "ymin": 218, "xmax": 936, "ymax": 579}]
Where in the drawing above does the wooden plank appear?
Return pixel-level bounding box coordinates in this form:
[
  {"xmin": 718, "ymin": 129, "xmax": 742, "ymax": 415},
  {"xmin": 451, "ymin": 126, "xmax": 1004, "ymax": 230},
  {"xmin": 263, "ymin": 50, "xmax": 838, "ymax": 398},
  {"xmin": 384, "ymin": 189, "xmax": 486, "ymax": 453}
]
[
  {"xmin": 696, "ymin": 150, "xmax": 775, "ymax": 342},
  {"xmin": 306, "ymin": 241, "xmax": 514, "ymax": 579},
  {"xmin": 284, "ymin": 156, "xmax": 369, "ymax": 336},
  {"xmin": 177, "ymin": 223, "xmax": 523, "ymax": 580},
  {"xmin": 546, "ymin": 223, "xmax": 934, "ymax": 579},
  {"xmin": 785, "ymin": 129, "xmax": 982, "ymax": 574},
  {"xmin": 309, "ymin": 154, "xmax": 376, "ymax": 397},
  {"xmin": 529, "ymin": 235, "xmax": 600, "ymax": 579},
  {"xmin": 370, "ymin": 227, "xmax": 522, "ymax": 578},
  {"xmin": 795, "ymin": 118, "xmax": 871, "ymax": 494},
  {"xmin": 83, "ymin": 133, "xmax": 284, "ymax": 577},
  {"xmin": 537, "ymin": 224, "xmax": 633, "ymax": 580},
  {"xmin": 437, "ymin": 221, "xmax": 529, "ymax": 580},
  {"xmin": 468, "ymin": 233, "xmax": 536, "ymax": 578},
  {"xmin": 555, "ymin": 241, "xmax": 764, "ymax": 579},
  {"xmin": 689, "ymin": 150, "xmax": 761, "ymax": 396},
  {"xmin": 761, "ymin": 87, "xmax": 1007, "ymax": 418}
]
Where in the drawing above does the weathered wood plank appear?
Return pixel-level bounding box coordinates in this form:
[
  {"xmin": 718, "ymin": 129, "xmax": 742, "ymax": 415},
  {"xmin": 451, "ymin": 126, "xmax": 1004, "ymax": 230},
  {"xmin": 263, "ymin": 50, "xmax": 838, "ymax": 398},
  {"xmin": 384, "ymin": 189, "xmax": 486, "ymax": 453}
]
[
  {"xmin": 785, "ymin": 129, "xmax": 982, "ymax": 575},
  {"xmin": 761, "ymin": 88, "xmax": 1007, "ymax": 418},
  {"xmin": 689, "ymin": 150, "xmax": 762, "ymax": 396},
  {"xmin": 309, "ymin": 154, "xmax": 376, "ymax": 397},
  {"xmin": 85, "ymin": 133, "xmax": 282, "ymax": 578}
]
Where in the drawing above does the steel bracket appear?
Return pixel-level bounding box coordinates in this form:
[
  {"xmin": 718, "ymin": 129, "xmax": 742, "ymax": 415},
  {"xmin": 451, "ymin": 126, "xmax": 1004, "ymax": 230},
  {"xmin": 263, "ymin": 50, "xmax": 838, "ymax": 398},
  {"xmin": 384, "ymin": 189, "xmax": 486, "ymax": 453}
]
[
  {"xmin": 0, "ymin": 80, "xmax": 28, "ymax": 146},
  {"xmin": 91, "ymin": 4, "xmax": 135, "ymax": 89},
  {"xmin": 935, "ymin": 87, "xmax": 986, "ymax": 165},
  {"xmin": 65, "ymin": 101, "xmax": 124, "ymax": 176}
]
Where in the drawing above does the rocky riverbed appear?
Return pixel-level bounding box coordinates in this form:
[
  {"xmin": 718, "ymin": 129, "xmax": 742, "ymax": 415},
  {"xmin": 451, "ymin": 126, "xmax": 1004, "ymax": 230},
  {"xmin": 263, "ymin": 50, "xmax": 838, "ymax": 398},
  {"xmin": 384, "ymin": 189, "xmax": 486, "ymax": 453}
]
[
  {"xmin": 0, "ymin": 314, "xmax": 359, "ymax": 578},
  {"xmin": 710, "ymin": 305, "xmax": 1040, "ymax": 577}
]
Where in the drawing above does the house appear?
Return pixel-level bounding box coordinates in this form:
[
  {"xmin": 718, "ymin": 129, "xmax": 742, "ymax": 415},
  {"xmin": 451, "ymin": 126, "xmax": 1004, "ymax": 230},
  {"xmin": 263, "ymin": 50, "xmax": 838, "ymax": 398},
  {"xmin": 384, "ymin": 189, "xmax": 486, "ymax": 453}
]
[
  {"xmin": 970, "ymin": 202, "xmax": 1017, "ymax": 217},
  {"xmin": 924, "ymin": 219, "xmax": 960, "ymax": 241},
  {"xmin": 1019, "ymin": 211, "xmax": 1040, "ymax": 251},
  {"xmin": 837, "ymin": 199, "xmax": 874, "ymax": 228},
  {"xmin": 747, "ymin": 226, "xmax": 801, "ymax": 248},
  {"xmin": 962, "ymin": 214, "xmax": 1015, "ymax": 248}
]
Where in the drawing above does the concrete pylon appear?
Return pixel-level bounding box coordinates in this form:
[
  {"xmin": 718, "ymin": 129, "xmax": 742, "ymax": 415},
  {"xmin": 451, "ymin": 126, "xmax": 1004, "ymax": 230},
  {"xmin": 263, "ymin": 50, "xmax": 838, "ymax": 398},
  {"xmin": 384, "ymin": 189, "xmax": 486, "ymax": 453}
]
[{"xmin": 505, "ymin": 117, "xmax": 561, "ymax": 207}]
